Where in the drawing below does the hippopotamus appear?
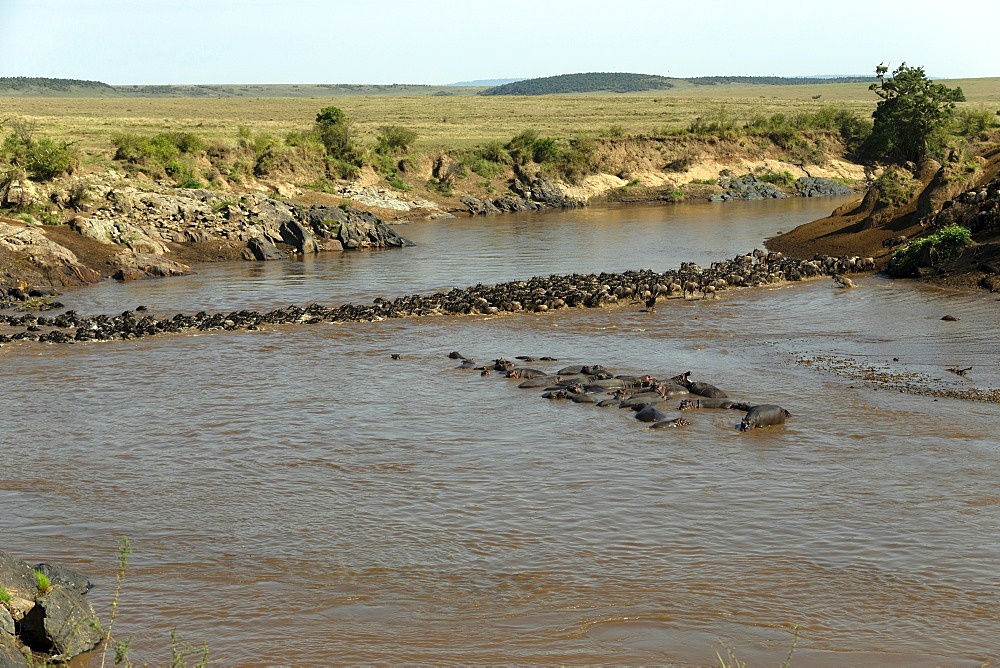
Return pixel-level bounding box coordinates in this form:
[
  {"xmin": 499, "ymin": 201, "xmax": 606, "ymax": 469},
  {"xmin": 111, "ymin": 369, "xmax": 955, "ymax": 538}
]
[
  {"xmin": 649, "ymin": 417, "xmax": 691, "ymax": 429},
  {"xmin": 518, "ymin": 376, "xmax": 557, "ymax": 389},
  {"xmin": 447, "ymin": 351, "xmax": 467, "ymax": 359},
  {"xmin": 739, "ymin": 404, "xmax": 791, "ymax": 431},
  {"xmin": 634, "ymin": 405, "xmax": 669, "ymax": 422},
  {"xmin": 653, "ymin": 382, "xmax": 690, "ymax": 397},
  {"xmin": 678, "ymin": 398, "xmax": 751, "ymax": 411},
  {"xmin": 506, "ymin": 368, "xmax": 548, "ymax": 380},
  {"xmin": 570, "ymin": 392, "xmax": 599, "ymax": 404},
  {"xmin": 619, "ymin": 392, "xmax": 665, "ymax": 409},
  {"xmin": 688, "ymin": 381, "xmax": 728, "ymax": 398},
  {"xmin": 491, "ymin": 358, "xmax": 515, "ymax": 371},
  {"xmin": 457, "ymin": 359, "xmax": 478, "ymax": 369}
]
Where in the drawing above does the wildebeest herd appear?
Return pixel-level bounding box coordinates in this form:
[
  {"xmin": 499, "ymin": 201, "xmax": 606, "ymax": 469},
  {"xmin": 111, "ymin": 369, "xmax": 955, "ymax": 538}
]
[{"xmin": 446, "ymin": 352, "xmax": 791, "ymax": 432}]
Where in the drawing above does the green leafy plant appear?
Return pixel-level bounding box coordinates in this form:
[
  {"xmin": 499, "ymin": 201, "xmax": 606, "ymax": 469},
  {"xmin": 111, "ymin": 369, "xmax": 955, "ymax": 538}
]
[
  {"xmin": 0, "ymin": 586, "xmax": 12, "ymax": 605},
  {"xmin": 889, "ymin": 224, "xmax": 972, "ymax": 276}
]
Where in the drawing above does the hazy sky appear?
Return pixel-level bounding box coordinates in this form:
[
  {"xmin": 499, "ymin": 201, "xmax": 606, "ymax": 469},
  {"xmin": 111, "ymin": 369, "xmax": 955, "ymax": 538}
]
[{"xmin": 1, "ymin": 0, "xmax": 997, "ymax": 84}]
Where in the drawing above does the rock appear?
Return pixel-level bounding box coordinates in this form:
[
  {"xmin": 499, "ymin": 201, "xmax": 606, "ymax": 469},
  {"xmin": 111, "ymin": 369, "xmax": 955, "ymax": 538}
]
[
  {"xmin": 0, "ymin": 223, "xmax": 103, "ymax": 286},
  {"xmin": 794, "ymin": 177, "xmax": 854, "ymax": 197},
  {"xmin": 0, "ymin": 636, "xmax": 28, "ymax": 668},
  {"xmin": 713, "ymin": 174, "xmax": 787, "ymax": 201},
  {"xmin": 0, "ymin": 552, "xmax": 37, "ymax": 597},
  {"xmin": 279, "ymin": 219, "xmax": 319, "ymax": 254},
  {"xmin": 32, "ymin": 564, "xmax": 92, "ymax": 596},
  {"xmin": 245, "ymin": 236, "xmax": 287, "ymax": 261},
  {"xmin": 19, "ymin": 586, "xmax": 102, "ymax": 661},
  {"xmin": 0, "ymin": 607, "xmax": 14, "ymax": 637},
  {"xmin": 111, "ymin": 252, "xmax": 192, "ymax": 280},
  {"xmin": 0, "ymin": 174, "xmax": 39, "ymax": 210}
]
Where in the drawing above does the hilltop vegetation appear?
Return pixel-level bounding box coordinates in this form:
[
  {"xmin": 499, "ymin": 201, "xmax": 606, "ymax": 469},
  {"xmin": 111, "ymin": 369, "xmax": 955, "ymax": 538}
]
[
  {"xmin": 478, "ymin": 72, "xmax": 883, "ymax": 96},
  {"xmin": 0, "ymin": 76, "xmax": 118, "ymax": 96},
  {"xmin": 480, "ymin": 72, "xmax": 676, "ymax": 96}
]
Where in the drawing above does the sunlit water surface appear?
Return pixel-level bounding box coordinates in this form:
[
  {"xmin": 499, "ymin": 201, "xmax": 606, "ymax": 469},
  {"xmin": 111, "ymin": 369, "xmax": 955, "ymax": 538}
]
[{"xmin": 2, "ymin": 197, "xmax": 999, "ymax": 666}]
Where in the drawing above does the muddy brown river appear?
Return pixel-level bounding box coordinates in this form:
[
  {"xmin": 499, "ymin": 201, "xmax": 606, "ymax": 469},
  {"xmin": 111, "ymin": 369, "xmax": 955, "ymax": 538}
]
[{"xmin": 2, "ymin": 197, "xmax": 998, "ymax": 665}]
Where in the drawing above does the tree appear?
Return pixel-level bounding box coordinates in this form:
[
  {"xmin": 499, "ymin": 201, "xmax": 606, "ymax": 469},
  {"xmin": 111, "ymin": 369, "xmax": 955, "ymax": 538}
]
[
  {"xmin": 864, "ymin": 62, "xmax": 960, "ymax": 166},
  {"xmin": 314, "ymin": 105, "xmax": 354, "ymax": 161}
]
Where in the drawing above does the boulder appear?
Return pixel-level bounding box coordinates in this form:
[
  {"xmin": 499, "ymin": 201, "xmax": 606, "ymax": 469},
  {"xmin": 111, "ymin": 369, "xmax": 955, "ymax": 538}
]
[
  {"xmin": 245, "ymin": 236, "xmax": 287, "ymax": 261},
  {"xmin": 279, "ymin": 219, "xmax": 319, "ymax": 254},
  {"xmin": 32, "ymin": 564, "xmax": 92, "ymax": 596},
  {"xmin": 0, "ymin": 174, "xmax": 38, "ymax": 210},
  {"xmin": 111, "ymin": 252, "xmax": 192, "ymax": 280},
  {"xmin": 0, "ymin": 552, "xmax": 37, "ymax": 597},
  {"xmin": 19, "ymin": 586, "xmax": 102, "ymax": 661}
]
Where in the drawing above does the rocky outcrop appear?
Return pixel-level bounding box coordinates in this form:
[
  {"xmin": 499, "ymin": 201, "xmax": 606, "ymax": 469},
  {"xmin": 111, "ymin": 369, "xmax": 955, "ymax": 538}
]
[
  {"xmin": 710, "ymin": 174, "xmax": 787, "ymax": 201},
  {"xmin": 462, "ymin": 177, "xmax": 584, "ymax": 216},
  {"xmin": 0, "ymin": 177, "xmax": 414, "ymax": 298},
  {"xmin": 0, "ymin": 222, "xmax": 103, "ymax": 287},
  {"xmin": 0, "ymin": 551, "xmax": 101, "ymax": 664},
  {"xmin": 710, "ymin": 174, "xmax": 855, "ymax": 202},
  {"xmin": 794, "ymin": 177, "xmax": 855, "ymax": 197}
]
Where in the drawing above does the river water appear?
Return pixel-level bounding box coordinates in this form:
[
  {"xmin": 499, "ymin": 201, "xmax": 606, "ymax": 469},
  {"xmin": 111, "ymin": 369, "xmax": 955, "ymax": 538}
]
[{"xmin": 2, "ymin": 197, "xmax": 999, "ymax": 666}]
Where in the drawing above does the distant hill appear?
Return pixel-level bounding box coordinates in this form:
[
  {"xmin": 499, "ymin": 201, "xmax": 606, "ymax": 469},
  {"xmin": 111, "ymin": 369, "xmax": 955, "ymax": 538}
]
[
  {"xmin": 450, "ymin": 78, "xmax": 525, "ymax": 87},
  {"xmin": 685, "ymin": 75, "xmax": 876, "ymax": 86},
  {"xmin": 0, "ymin": 77, "xmax": 119, "ymax": 96},
  {"xmin": 479, "ymin": 72, "xmax": 676, "ymax": 96},
  {"xmin": 478, "ymin": 72, "xmax": 882, "ymax": 96}
]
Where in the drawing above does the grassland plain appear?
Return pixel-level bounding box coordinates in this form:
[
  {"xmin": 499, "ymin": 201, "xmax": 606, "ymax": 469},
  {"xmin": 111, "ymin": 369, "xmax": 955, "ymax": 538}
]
[{"xmin": 1, "ymin": 79, "xmax": 996, "ymax": 157}]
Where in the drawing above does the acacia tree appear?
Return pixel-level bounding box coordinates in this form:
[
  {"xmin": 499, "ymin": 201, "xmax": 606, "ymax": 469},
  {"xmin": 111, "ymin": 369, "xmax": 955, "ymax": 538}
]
[{"xmin": 865, "ymin": 62, "xmax": 960, "ymax": 166}]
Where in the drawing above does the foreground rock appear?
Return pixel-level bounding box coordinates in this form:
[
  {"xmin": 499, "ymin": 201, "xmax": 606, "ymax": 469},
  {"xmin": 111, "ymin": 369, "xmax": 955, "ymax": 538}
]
[{"xmin": 0, "ymin": 551, "xmax": 101, "ymax": 664}]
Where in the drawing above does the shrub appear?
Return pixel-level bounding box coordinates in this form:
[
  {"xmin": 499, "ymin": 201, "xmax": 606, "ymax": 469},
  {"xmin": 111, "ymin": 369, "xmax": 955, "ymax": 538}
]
[
  {"xmin": 1, "ymin": 118, "xmax": 79, "ymax": 181},
  {"xmin": 315, "ymin": 105, "xmax": 360, "ymax": 165},
  {"xmin": 758, "ymin": 170, "xmax": 796, "ymax": 188},
  {"xmin": 375, "ymin": 125, "xmax": 418, "ymax": 155},
  {"xmin": 953, "ymin": 107, "xmax": 996, "ymax": 137},
  {"xmin": 872, "ymin": 165, "xmax": 919, "ymax": 207},
  {"xmin": 889, "ymin": 224, "xmax": 972, "ymax": 276}
]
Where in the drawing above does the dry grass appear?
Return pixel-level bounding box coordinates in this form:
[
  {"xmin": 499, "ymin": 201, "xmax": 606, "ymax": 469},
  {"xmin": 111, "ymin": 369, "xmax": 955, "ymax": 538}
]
[{"xmin": 1, "ymin": 78, "xmax": 996, "ymax": 158}]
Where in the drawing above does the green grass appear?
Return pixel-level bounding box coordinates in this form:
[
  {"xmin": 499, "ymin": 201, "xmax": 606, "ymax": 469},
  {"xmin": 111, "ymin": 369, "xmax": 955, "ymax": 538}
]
[
  {"xmin": 34, "ymin": 569, "xmax": 53, "ymax": 593},
  {"xmin": 0, "ymin": 586, "xmax": 12, "ymax": 604}
]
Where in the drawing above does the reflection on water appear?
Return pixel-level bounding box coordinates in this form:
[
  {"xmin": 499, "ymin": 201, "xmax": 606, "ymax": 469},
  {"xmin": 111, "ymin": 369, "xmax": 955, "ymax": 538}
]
[{"xmin": 2, "ymin": 198, "xmax": 999, "ymax": 666}]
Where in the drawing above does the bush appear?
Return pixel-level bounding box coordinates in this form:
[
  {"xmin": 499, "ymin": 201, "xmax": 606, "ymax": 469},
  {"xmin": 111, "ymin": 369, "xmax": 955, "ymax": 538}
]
[
  {"xmin": 315, "ymin": 106, "xmax": 360, "ymax": 166},
  {"xmin": 953, "ymin": 108, "xmax": 997, "ymax": 137},
  {"xmin": 889, "ymin": 224, "xmax": 972, "ymax": 276},
  {"xmin": 872, "ymin": 165, "xmax": 919, "ymax": 207},
  {"xmin": 1, "ymin": 118, "xmax": 79, "ymax": 181},
  {"xmin": 375, "ymin": 125, "xmax": 418, "ymax": 155},
  {"xmin": 758, "ymin": 170, "xmax": 796, "ymax": 188}
]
